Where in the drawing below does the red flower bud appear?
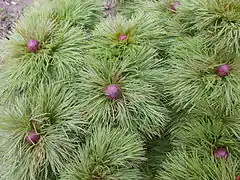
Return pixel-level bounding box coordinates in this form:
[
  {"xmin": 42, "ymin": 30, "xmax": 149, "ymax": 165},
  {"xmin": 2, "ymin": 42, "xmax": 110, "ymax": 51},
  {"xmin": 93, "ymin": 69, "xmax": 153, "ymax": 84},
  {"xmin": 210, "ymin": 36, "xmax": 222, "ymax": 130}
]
[
  {"xmin": 216, "ymin": 64, "xmax": 231, "ymax": 77},
  {"xmin": 27, "ymin": 39, "xmax": 40, "ymax": 53},
  {"xmin": 213, "ymin": 147, "xmax": 229, "ymax": 160},
  {"xmin": 104, "ymin": 84, "xmax": 121, "ymax": 100},
  {"xmin": 119, "ymin": 34, "xmax": 128, "ymax": 41},
  {"xmin": 26, "ymin": 130, "xmax": 40, "ymax": 144}
]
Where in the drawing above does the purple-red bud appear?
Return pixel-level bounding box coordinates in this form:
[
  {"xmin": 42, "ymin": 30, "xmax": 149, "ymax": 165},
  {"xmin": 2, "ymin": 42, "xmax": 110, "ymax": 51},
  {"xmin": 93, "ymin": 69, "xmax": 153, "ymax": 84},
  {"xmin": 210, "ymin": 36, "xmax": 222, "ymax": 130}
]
[
  {"xmin": 26, "ymin": 130, "xmax": 40, "ymax": 144},
  {"xmin": 104, "ymin": 84, "xmax": 121, "ymax": 100},
  {"xmin": 213, "ymin": 147, "xmax": 229, "ymax": 159},
  {"xmin": 119, "ymin": 34, "xmax": 128, "ymax": 41},
  {"xmin": 27, "ymin": 39, "xmax": 40, "ymax": 53},
  {"xmin": 216, "ymin": 64, "xmax": 231, "ymax": 77}
]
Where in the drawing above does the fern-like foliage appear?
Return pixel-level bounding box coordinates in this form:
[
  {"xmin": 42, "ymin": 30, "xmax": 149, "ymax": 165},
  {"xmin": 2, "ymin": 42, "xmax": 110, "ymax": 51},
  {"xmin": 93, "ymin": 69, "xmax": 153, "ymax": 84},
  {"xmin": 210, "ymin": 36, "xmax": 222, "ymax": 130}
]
[
  {"xmin": 170, "ymin": 109, "xmax": 240, "ymax": 159},
  {"xmin": 141, "ymin": 0, "xmax": 184, "ymax": 58},
  {"xmin": 90, "ymin": 11, "xmax": 166, "ymax": 58},
  {"xmin": 115, "ymin": 0, "xmax": 146, "ymax": 18},
  {"xmin": 157, "ymin": 150, "xmax": 240, "ymax": 180},
  {"xmin": 59, "ymin": 126, "xmax": 145, "ymax": 180},
  {"xmin": 0, "ymin": 83, "xmax": 87, "ymax": 180},
  {"xmin": 0, "ymin": 12, "xmax": 87, "ymax": 99},
  {"xmin": 178, "ymin": 0, "xmax": 240, "ymax": 53},
  {"xmin": 72, "ymin": 46, "xmax": 169, "ymax": 138},
  {"xmin": 164, "ymin": 36, "xmax": 240, "ymax": 115},
  {"xmin": 51, "ymin": 0, "xmax": 102, "ymax": 30}
]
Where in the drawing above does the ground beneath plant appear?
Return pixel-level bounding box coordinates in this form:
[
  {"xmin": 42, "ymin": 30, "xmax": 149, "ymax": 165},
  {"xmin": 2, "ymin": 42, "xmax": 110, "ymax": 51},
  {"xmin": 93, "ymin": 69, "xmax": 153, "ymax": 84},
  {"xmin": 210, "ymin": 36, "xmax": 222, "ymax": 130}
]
[{"xmin": 0, "ymin": 0, "xmax": 33, "ymax": 39}]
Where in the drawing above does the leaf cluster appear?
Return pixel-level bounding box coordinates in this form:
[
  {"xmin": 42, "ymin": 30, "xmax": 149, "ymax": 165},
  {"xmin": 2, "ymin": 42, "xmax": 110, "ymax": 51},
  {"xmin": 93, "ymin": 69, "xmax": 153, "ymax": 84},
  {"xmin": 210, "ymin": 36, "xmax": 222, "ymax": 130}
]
[
  {"xmin": 72, "ymin": 46, "xmax": 169, "ymax": 138},
  {"xmin": 0, "ymin": 83, "xmax": 86, "ymax": 180},
  {"xmin": 59, "ymin": 126, "xmax": 145, "ymax": 180}
]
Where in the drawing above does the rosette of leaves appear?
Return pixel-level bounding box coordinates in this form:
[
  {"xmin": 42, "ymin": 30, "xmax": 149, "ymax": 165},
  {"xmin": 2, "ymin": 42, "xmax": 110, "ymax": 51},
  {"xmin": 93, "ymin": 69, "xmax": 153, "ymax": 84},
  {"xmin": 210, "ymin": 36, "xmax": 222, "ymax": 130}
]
[
  {"xmin": 59, "ymin": 126, "xmax": 145, "ymax": 180},
  {"xmin": 157, "ymin": 149, "xmax": 240, "ymax": 180},
  {"xmin": 0, "ymin": 83, "xmax": 87, "ymax": 180},
  {"xmin": 0, "ymin": 11, "xmax": 87, "ymax": 100},
  {"xmin": 72, "ymin": 46, "xmax": 169, "ymax": 138},
  {"xmin": 51, "ymin": 0, "xmax": 101, "ymax": 31},
  {"xmin": 169, "ymin": 105, "xmax": 240, "ymax": 160},
  {"xmin": 89, "ymin": 11, "xmax": 166, "ymax": 59},
  {"xmin": 141, "ymin": 0, "xmax": 183, "ymax": 31},
  {"xmin": 177, "ymin": 0, "xmax": 240, "ymax": 53},
  {"xmin": 21, "ymin": 0, "xmax": 99, "ymax": 31},
  {"xmin": 140, "ymin": 0, "xmax": 184, "ymax": 58},
  {"xmin": 164, "ymin": 36, "xmax": 240, "ymax": 115},
  {"xmin": 21, "ymin": 0, "xmax": 55, "ymax": 19}
]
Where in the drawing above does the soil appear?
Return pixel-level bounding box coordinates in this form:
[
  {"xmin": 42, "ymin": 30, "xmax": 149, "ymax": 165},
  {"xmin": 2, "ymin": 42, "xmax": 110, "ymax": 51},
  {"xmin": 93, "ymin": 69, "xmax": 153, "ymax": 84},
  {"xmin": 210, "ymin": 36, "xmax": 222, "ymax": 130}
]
[{"xmin": 0, "ymin": 0, "xmax": 33, "ymax": 39}]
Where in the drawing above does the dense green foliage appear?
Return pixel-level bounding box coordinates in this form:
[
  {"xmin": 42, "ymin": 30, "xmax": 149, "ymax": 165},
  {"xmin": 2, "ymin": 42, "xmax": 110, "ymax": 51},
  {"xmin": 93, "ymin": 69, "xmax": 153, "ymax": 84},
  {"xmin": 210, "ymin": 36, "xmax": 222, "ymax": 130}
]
[
  {"xmin": 60, "ymin": 126, "xmax": 145, "ymax": 180},
  {"xmin": 0, "ymin": 0, "xmax": 240, "ymax": 179}
]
